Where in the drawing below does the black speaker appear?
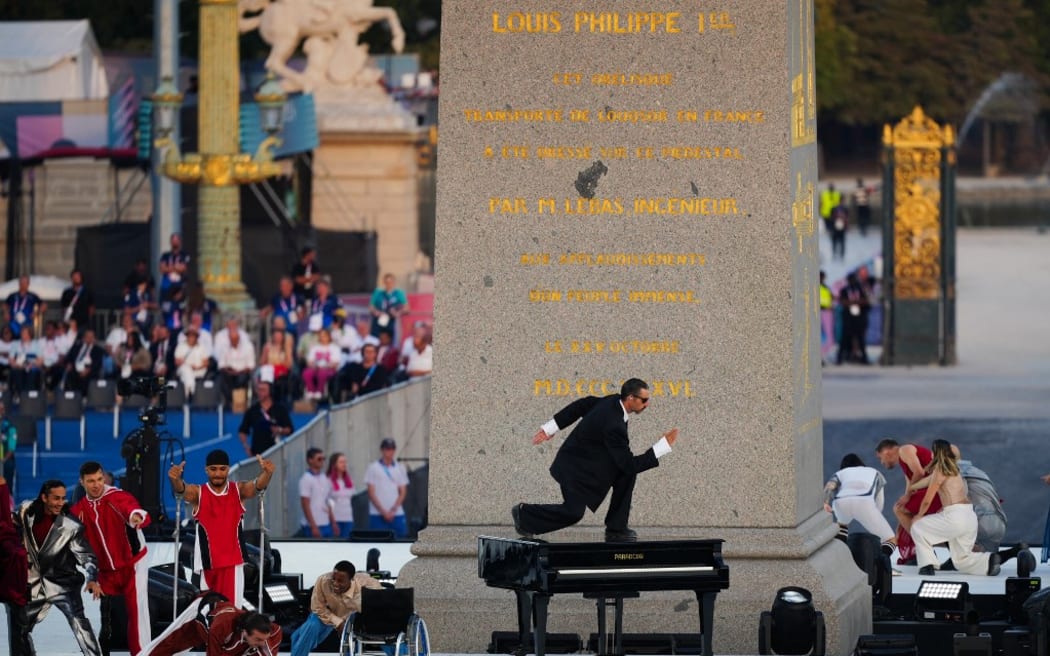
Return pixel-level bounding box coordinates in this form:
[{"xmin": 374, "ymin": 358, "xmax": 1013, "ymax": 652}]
[
  {"xmin": 854, "ymin": 634, "xmax": 918, "ymax": 656},
  {"xmin": 953, "ymin": 633, "xmax": 992, "ymax": 656},
  {"xmin": 1002, "ymin": 629, "xmax": 1033, "ymax": 656},
  {"xmin": 1006, "ymin": 578, "xmax": 1042, "ymax": 625}
]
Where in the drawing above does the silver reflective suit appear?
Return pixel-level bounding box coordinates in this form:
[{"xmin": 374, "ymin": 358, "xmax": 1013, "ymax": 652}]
[{"xmin": 12, "ymin": 500, "xmax": 102, "ymax": 656}]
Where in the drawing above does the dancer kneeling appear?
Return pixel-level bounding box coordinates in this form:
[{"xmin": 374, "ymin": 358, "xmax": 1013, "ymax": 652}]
[{"xmin": 909, "ymin": 440, "xmax": 1001, "ymax": 577}]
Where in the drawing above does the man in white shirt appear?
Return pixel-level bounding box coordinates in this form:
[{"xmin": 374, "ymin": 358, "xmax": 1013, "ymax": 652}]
[
  {"xmin": 341, "ymin": 318, "xmax": 378, "ymax": 366},
  {"xmin": 177, "ymin": 313, "xmax": 214, "ymax": 355},
  {"xmin": 215, "ymin": 320, "xmax": 255, "ymax": 407},
  {"xmin": 364, "ymin": 438, "xmax": 409, "ymax": 538},
  {"xmin": 299, "ymin": 448, "xmax": 335, "ymax": 538}
]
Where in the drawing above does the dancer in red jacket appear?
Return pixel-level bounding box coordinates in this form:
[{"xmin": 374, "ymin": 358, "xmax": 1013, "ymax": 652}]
[{"xmin": 70, "ymin": 461, "xmax": 152, "ymax": 656}]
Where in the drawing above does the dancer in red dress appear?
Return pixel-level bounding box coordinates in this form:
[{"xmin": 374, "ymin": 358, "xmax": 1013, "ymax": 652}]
[
  {"xmin": 876, "ymin": 439, "xmax": 943, "ymax": 564},
  {"xmin": 168, "ymin": 450, "xmax": 275, "ymax": 608}
]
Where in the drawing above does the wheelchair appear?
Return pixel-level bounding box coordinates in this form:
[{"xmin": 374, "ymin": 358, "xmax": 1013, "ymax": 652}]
[{"xmin": 339, "ymin": 587, "xmax": 430, "ymax": 656}]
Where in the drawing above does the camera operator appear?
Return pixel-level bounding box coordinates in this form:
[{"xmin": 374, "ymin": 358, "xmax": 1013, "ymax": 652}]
[{"xmin": 238, "ymin": 379, "xmax": 292, "ymax": 458}]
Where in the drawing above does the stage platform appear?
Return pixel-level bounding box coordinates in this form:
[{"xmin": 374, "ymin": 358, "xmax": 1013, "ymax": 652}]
[{"xmin": 2, "ymin": 543, "xmax": 1045, "ymax": 655}]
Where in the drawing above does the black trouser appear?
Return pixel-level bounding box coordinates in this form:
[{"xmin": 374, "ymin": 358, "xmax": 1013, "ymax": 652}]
[
  {"xmin": 831, "ymin": 230, "xmax": 846, "ymax": 259},
  {"xmin": 11, "ymin": 591, "xmax": 102, "ymax": 656},
  {"xmin": 519, "ymin": 472, "xmax": 636, "ymax": 535}
]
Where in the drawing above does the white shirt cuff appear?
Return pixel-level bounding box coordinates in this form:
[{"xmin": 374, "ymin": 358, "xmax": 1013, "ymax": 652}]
[
  {"xmin": 541, "ymin": 418, "xmax": 559, "ymax": 437},
  {"xmin": 652, "ymin": 437, "xmax": 672, "ymax": 459},
  {"xmin": 129, "ymin": 509, "xmax": 148, "ymax": 526}
]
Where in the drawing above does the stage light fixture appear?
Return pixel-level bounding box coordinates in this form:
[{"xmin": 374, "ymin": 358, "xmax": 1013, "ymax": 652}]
[
  {"xmin": 263, "ymin": 582, "xmax": 296, "ymax": 605},
  {"xmin": 853, "ymin": 634, "xmax": 918, "ymax": 656},
  {"xmin": 758, "ymin": 587, "xmax": 826, "ymax": 656},
  {"xmin": 915, "ymin": 580, "xmax": 971, "ymax": 622}
]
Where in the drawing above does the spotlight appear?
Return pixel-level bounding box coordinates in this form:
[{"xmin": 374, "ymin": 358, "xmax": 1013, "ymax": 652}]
[
  {"xmin": 915, "ymin": 580, "xmax": 971, "ymax": 622},
  {"xmin": 758, "ymin": 587, "xmax": 826, "ymax": 656}
]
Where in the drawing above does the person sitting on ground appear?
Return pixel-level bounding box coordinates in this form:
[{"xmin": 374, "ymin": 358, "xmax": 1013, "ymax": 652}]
[
  {"xmin": 140, "ymin": 592, "xmax": 279, "ymax": 656},
  {"xmin": 909, "ymin": 439, "xmax": 1001, "ymax": 577},
  {"xmin": 289, "ymin": 560, "xmax": 382, "ymax": 656},
  {"xmin": 823, "ymin": 453, "xmax": 896, "ymax": 554}
]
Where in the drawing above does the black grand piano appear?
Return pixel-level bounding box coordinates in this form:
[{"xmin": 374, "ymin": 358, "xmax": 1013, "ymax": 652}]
[{"xmin": 478, "ymin": 536, "xmax": 729, "ymax": 656}]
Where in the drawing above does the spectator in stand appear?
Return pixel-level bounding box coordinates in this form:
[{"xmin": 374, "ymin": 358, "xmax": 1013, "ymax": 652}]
[
  {"xmin": 292, "ymin": 246, "xmax": 322, "ymax": 300},
  {"xmin": 299, "ymin": 447, "xmax": 335, "ymax": 538},
  {"xmin": 159, "ymin": 284, "xmax": 186, "ymax": 335},
  {"xmin": 296, "ymin": 315, "xmax": 323, "ymax": 371},
  {"xmin": 339, "ymin": 343, "xmax": 389, "ymax": 402},
  {"xmin": 329, "ymin": 309, "xmax": 349, "ymax": 347},
  {"xmin": 369, "ymin": 273, "xmax": 408, "ymax": 339},
  {"xmin": 307, "ymin": 276, "xmax": 340, "ymax": 330},
  {"xmin": 104, "ymin": 315, "xmax": 137, "ymax": 379},
  {"xmin": 4, "ymin": 275, "xmax": 46, "ymax": 338},
  {"xmin": 259, "ymin": 326, "xmax": 293, "ymax": 404},
  {"xmin": 376, "ymin": 330, "xmax": 400, "ymax": 373},
  {"xmin": 0, "ymin": 325, "xmax": 14, "ymax": 386},
  {"xmin": 0, "ymin": 401, "xmax": 16, "ymax": 493},
  {"xmin": 64, "ymin": 329, "xmax": 105, "ymax": 395},
  {"xmin": 852, "ymin": 178, "xmax": 872, "ymax": 237},
  {"xmin": 174, "ymin": 328, "xmax": 211, "ymax": 397},
  {"xmin": 260, "ymin": 275, "xmax": 303, "ymax": 339},
  {"xmin": 327, "ymin": 453, "xmax": 355, "ymax": 538},
  {"xmin": 9, "ymin": 325, "xmax": 42, "ymax": 396},
  {"xmin": 178, "ymin": 313, "xmax": 214, "ymax": 356},
  {"xmin": 40, "ymin": 321, "xmax": 67, "ymax": 391},
  {"xmin": 185, "ymin": 282, "xmax": 219, "ymax": 333},
  {"xmin": 123, "ymin": 278, "xmax": 156, "ymax": 335},
  {"xmin": 237, "ymin": 379, "xmax": 293, "ymax": 457},
  {"xmin": 365, "ymin": 438, "xmax": 409, "ymax": 538},
  {"xmin": 342, "ymin": 318, "xmax": 378, "ymax": 367},
  {"xmin": 158, "ymin": 232, "xmax": 190, "ymax": 300},
  {"xmin": 116, "ymin": 331, "xmax": 152, "ymax": 382},
  {"xmin": 122, "ymin": 258, "xmax": 155, "ymax": 298},
  {"xmin": 61, "ymin": 320, "xmax": 79, "ymax": 352},
  {"xmin": 399, "ymin": 321, "xmax": 433, "ymax": 379},
  {"xmin": 303, "ymin": 328, "xmax": 341, "ymax": 401},
  {"xmin": 215, "ymin": 320, "xmax": 255, "ymax": 407},
  {"xmin": 150, "ymin": 324, "xmax": 176, "ymax": 381},
  {"xmin": 60, "ymin": 269, "xmax": 95, "ymax": 329}
]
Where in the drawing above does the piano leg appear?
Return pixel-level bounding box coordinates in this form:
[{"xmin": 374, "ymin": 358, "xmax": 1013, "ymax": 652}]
[
  {"xmin": 613, "ymin": 596, "xmax": 625, "ymax": 655},
  {"xmin": 594, "ymin": 597, "xmax": 607, "ymax": 656},
  {"xmin": 532, "ymin": 595, "xmax": 551, "ymax": 656},
  {"xmin": 694, "ymin": 591, "xmax": 716, "ymax": 656},
  {"xmin": 514, "ymin": 591, "xmax": 532, "ymax": 656}
]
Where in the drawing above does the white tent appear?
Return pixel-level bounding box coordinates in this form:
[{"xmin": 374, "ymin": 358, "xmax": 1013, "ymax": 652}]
[{"xmin": 0, "ymin": 20, "xmax": 109, "ymax": 102}]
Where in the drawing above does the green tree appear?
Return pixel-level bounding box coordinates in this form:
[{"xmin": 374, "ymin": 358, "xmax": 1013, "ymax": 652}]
[{"xmin": 814, "ymin": 0, "xmax": 859, "ymax": 114}]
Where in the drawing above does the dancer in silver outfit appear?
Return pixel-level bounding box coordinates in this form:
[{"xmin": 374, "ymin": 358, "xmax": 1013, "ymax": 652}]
[{"xmin": 11, "ymin": 479, "xmax": 103, "ymax": 656}]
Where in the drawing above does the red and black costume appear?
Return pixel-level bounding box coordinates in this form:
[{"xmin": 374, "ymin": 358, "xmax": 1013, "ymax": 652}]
[
  {"xmin": 71, "ymin": 485, "xmax": 152, "ymax": 655},
  {"xmin": 896, "ymin": 444, "xmax": 943, "ymax": 564},
  {"xmin": 142, "ymin": 593, "xmax": 280, "ymax": 656},
  {"xmin": 194, "ymin": 482, "xmax": 248, "ymax": 608}
]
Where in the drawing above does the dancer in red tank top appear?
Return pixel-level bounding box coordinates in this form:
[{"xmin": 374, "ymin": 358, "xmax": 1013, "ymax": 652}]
[
  {"xmin": 875, "ymin": 439, "xmax": 943, "ymax": 564},
  {"xmin": 169, "ymin": 450, "xmax": 275, "ymax": 608}
]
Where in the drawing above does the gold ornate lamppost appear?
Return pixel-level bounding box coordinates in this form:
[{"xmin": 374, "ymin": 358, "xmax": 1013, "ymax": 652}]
[{"xmin": 152, "ymin": 0, "xmax": 287, "ymax": 308}]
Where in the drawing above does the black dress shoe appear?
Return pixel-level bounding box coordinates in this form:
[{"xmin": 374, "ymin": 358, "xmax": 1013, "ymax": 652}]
[
  {"xmin": 918, "ymin": 565, "xmax": 936, "ymax": 576},
  {"xmin": 939, "ymin": 558, "xmax": 956, "ymax": 571},
  {"xmin": 605, "ymin": 528, "xmax": 638, "ymax": 543},
  {"xmin": 511, "ymin": 504, "xmax": 535, "ymax": 540},
  {"xmin": 987, "ymin": 553, "xmax": 1001, "ymax": 576}
]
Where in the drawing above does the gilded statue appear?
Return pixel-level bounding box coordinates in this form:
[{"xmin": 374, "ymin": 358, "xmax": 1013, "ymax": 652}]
[{"xmin": 238, "ymin": 0, "xmax": 406, "ymax": 93}]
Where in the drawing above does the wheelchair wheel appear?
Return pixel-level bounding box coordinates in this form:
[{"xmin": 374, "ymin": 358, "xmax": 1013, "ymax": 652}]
[
  {"xmin": 407, "ymin": 615, "xmax": 430, "ymax": 656},
  {"xmin": 340, "ymin": 612, "xmax": 362, "ymax": 656}
]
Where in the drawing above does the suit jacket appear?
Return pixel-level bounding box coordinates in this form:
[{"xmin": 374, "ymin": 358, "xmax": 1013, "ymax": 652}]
[
  {"xmin": 150, "ymin": 335, "xmax": 177, "ymax": 376},
  {"xmin": 67, "ymin": 341, "xmax": 105, "ymax": 379},
  {"xmin": 549, "ymin": 395, "xmax": 659, "ymax": 511},
  {"xmin": 15, "ymin": 501, "xmax": 99, "ymax": 601}
]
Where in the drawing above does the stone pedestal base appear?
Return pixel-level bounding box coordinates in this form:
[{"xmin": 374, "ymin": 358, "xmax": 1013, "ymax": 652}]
[
  {"xmin": 397, "ymin": 514, "xmax": 871, "ymax": 654},
  {"xmin": 312, "ymin": 96, "xmax": 423, "ymax": 288}
]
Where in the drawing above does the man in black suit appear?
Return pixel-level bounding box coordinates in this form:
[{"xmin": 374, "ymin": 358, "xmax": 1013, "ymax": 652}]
[
  {"xmin": 64, "ymin": 330, "xmax": 105, "ymax": 395},
  {"xmin": 512, "ymin": 378, "xmax": 678, "ymax": 543}
]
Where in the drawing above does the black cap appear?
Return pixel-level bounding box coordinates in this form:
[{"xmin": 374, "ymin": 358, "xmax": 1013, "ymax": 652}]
[
  {"xmin": 380, "ymin": 438, "xmax": 396, "ymax": 450},
  {"xmin": 206, "ymin": 449, "xmax": 230, "ymax": 466}
]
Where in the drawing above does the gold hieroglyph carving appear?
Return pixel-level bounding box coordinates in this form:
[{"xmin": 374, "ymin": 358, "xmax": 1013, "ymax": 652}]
[
  {"xmin": 883, "ymin": 106, "xmax": 953, "ymax": 300},
  {"xmin": 791, "ymin": 172, "xmax": 815, "ymax": 254},
  {"xmin": 792, "ymin": 167, "xmax": 818, "ymax": 401},
  {"xmin": 791, "ymin": 0, "xmax": 817, "ymax": 147}
]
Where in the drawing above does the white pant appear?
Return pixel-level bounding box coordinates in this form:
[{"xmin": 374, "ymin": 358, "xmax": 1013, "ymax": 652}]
[
  {"xmin": 911, "ymin": 503, "xmax": 991, "ymax": 574},
  {"xmin": 832, "ymin": 495, "xmax": 894, "ymax": 541}
]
